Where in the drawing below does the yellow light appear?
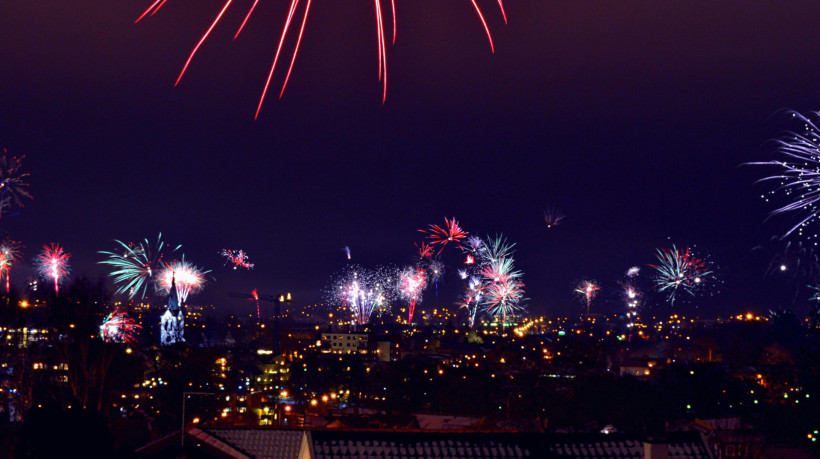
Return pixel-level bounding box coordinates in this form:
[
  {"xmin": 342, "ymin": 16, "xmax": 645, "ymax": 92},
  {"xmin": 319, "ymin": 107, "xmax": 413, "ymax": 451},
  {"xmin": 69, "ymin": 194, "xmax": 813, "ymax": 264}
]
[
  {"xmin": 310, "ymin": 399, "xmax": 318, "ymax": 406},
  {"xmin": 192, "ymin": 417, "xmax": 200, "ymax": 424}
]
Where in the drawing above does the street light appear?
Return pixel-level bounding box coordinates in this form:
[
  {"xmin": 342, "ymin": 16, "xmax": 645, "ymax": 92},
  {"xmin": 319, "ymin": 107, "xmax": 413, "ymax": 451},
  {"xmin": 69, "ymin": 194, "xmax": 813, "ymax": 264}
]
[{"xmin": 181, "ymin": 391, "xmax": 213, "ymax": 446}]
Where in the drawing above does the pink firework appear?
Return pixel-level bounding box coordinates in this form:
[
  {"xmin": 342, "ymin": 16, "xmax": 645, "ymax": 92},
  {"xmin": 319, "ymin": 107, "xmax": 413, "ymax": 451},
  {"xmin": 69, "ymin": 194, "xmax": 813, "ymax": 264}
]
[
  {"xmin": 399, "ymin": 267, "xmax": 427, "ymax": 323},
  {"xmin": 136, "ymin": 1, "xmax": 506, "ymax": 117},
  {"xmin": 35, "ymin": 243, "xmax": 71, "ymax": 296},
  {"xmin": 100, "ymin": 311, "xmax": 143, "ymax": 343},
  {"xmin": 574, "ymin": 280, "xmax": 599, "ymax": 315},
  {"xmin": 420, "ymin": 217, "xmax": 469, "ymax": 254},
  {"xmin": 0, "ymin": 239, "xmax": 22, "ymax": 293},
  {"xmin": 220, "ymin": 249, "xmax": 254, "ymax": 269},
  {"xmin": 156, "ymin": 258, "xmax": 209, "ymax": 304}
]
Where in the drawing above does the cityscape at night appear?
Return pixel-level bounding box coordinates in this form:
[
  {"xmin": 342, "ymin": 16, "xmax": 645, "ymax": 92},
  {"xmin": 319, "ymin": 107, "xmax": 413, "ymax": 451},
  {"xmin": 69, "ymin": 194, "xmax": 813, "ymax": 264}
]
[{"xmin": 2, "ymin": 1, "xmax": 820, "ymax": 458}]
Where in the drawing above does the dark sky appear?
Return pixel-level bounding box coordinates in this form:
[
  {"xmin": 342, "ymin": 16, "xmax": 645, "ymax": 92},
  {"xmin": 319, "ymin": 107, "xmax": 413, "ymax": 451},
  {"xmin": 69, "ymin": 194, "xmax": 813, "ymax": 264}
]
[{"xmin": 2, "ymin": 1, "xmax": 820, "ymax": 318}]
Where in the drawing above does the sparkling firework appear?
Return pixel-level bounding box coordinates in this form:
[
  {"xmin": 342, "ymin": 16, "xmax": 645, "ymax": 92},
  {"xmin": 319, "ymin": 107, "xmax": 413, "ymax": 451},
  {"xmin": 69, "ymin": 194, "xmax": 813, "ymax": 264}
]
[
  {"xmin": 649, "ymin": 245, "xmax": 713, "ymax": 305},
  {"xmin": 749, "ymin": 110, "xmax": 820, "ymax": 239},
  {"xmin": 399, "ymin": 266, "xmax": 427, "ymax": 323},
  {"xmin": 327, "ymin": 265, "xmax": 396, "ymax": 328},
  {"xmin": 35, "ymin": 243, "xmax": 71, "ymax": 296},
  {"xmin": 137, "ymin": 1, "xmax": 506, "ymax": 117},
  {"xmin": 620, "ymin": 281, "xmax": 640, "ymax": 327},
  {"xmin": 462, "ymin": 236, "xmax": 484, "ymax": 255},
  {"xmin": 480, "ymin": 234, "xmax": 514, "ymax": 264},
  {"xmin": 626, "ymin": 266, "xmax": 641, "ymax": 278},
  {"xmin": 574, "ymin": 280, "xmax": 599, "ymax": 315},
  {"xmin": 483, "ymin": 275, "xmax": 524, "ymax": 326},
  {"xmin": 415, "ymin": 241, "xmax": 434, "ymax": 260},
  {"xmin": 543, "ymin": 206, "xmax": 565, "ymax": 228},
  {"xmin": 460, "ymin": 275, "xmax": 485, "ymax": 328},
  {"xmin": 420, "ymin": 217, "xmax": 468, "ymax": 254},
  {"xmin": 757, "ymin": 236, "xmax": 820, "ymax": 281},
  {"xmin": 220, "ymin": 249, "xmax": 254, "ymax": 269},
  {"xmin": 99, "ymin": 234, "xmax": 181, "ymax": 300},
  {"xmin": 99, "ymin": 311, "xmax": 142, "ymax": 343},
  {"xmin": 343, "ymin": 245, "xmax": 352, "ymax": 260},
  {"xmin": 479, "ymin": 252, "xmax": 525, "ymax": 327},
  {"xmin": 0, "ymin": 239, "xmax": 22, "ymax": 293},
  {"xmin": 0, "ymin": 150, "xmax": 32, "ymax": 218},
  {"xmin": 421, "ymin": 257, "xmax": 445, "ymax": 304},
  {"xmin": 156, "ymin": 257, "xmax": 210, "ymax": 304}
]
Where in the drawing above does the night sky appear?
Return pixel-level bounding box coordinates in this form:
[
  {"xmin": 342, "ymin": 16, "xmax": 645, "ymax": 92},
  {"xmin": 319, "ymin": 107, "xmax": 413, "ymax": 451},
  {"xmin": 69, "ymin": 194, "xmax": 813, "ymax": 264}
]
[{"xmin": 3, "ymin": 1, "xmax": 820, "ymax": 318}]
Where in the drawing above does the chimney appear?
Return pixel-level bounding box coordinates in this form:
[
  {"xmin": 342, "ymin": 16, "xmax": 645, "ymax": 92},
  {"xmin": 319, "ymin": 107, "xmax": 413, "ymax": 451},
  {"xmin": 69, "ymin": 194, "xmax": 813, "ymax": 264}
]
[{"xmin": 644, "ymin": 436, "xmax": 669, "ymax": 459}]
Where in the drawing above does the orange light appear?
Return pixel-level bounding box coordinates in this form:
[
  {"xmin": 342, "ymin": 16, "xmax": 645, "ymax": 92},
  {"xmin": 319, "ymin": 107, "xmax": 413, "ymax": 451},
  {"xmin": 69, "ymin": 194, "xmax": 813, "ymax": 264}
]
[{"xmin": 192, "ymin": 417, "xmax": 200, "ymax": 424}]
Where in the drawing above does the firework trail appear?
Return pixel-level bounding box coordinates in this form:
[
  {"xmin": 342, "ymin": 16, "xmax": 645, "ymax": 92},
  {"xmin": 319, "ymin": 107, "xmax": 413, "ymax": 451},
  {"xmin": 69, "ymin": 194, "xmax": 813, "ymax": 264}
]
[
  {"xmin": 0, "ymin": 150, "xmax": 32, "ymax": 218},
  {"xmin": 100, "ymin": 311, "xmax": 142, "ymax": 343},
  {"xmin": 399, "ymin": 266, "xmax": 427, "ymax": 323},
  {"xmin": 137, "ymin": 1, "xmax": 506, "ymax": 117},
  {"xmin": 626, "ymin": 266, "xmax": 641, "ymax": 278},
  {"xmin": 343, "ymin": 245, "xmax": 352, "ymax": 260},
  {"xmin": 0, "ymin": 239, "xmax": 22, "ymax": 293},
  {"xmin": 220, "ymin": 249, "xmax": 254, "ymax": 269},
  {"xmin": 420, "ymin": 217, "xmax": 469, "ymax": 254},
  {"xmin": 574, "ymin": 280, "xmax": 599, "ymax": 315},
  {"xmin": 327, "ymin": 265, "xmax": 396, "ymax": 329},
  {"xmin": 543, "ymin": 206, "xmax": 565, "ymax": 228},
  {"xmin": 35, "ymin": 243, "xmax": 70, "ymax": 296},
  {"xmin": 156, "ymin": 257, "xmax": 210, "ymax": 304},
  {"xmin": 747, "ymin": 110, "xmax": 820, "ymax": 239},
  {"xmin": 99, "ymin": 234, "xmax": 181, "ymax": 300},
  {"xmin": 649, "ymin": 245, "xmax": 713, "ymax": 305},
  {"xmin": 251, "ymin": 288, "xmax": 261, "ymax": 320}
]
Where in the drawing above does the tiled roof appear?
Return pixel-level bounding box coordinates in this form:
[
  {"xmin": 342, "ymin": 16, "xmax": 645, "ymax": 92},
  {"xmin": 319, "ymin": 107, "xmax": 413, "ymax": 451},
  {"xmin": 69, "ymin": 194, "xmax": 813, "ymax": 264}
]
[
  {"xmin": 168, "ymin": 429, "xmax": 712, "ymax": 459},
  {"xmin": 310, "ymin": 431, "xmax": 540, "ymax": 459},
  {"xmin": 208, "ymin": 429, "xmax": 308, "ymax": 459},
  {"xmin": 189, "ymin": 428, "xmax": 250, "ymax": 458},
  {"xmin": 546, "ymin": 433, "xmax": 712, "ymax": 459}
]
